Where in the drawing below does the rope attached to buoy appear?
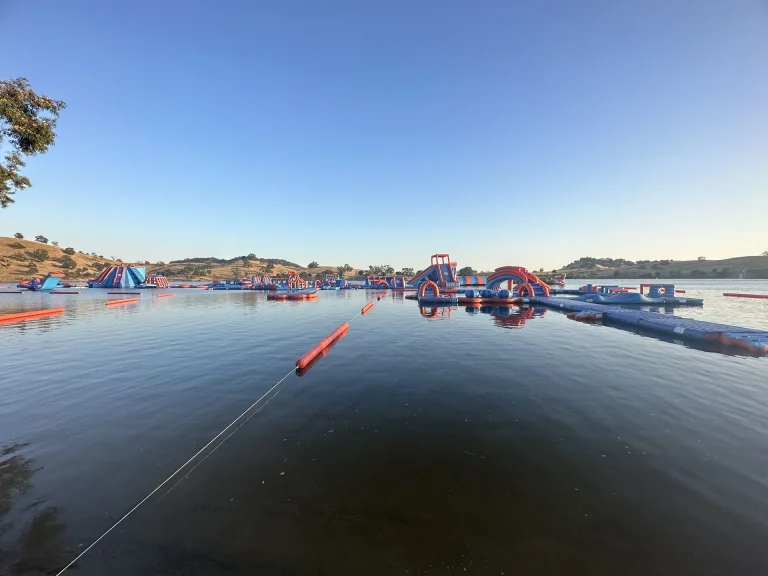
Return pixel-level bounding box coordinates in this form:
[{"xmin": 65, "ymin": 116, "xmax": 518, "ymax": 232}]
[{"xmin": 55, "ymin": 294, "xmax": 384, "ymax": 574}]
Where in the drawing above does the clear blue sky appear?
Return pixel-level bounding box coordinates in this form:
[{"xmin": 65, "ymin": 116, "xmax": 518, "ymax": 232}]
[{"xmin": 1, "ymin": 0, "xmax": 766, "ymax": 271}]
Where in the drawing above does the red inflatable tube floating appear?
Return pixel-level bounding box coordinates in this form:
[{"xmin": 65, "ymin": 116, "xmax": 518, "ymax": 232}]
[
  {"xmin": 156, "ymin": 293, "xmax": 176, "ymax": 298},
  {"xmin": 296, "ymin": 323, "xmax": 350, "ymax": 369},
  {"xmin": 723, "ymin": 293, "xmax": 768, "ymax": 299},
  {"xmin": 0, "ymin": 308, "xmax": 63, "ymax": 324},
  {"xmin": 361, "ymin": 301, "xmax": 375, "ymax": 315},
  {"xmin": 296, "ymin": 331, "xmax": 347, "ymax": 376},
  {"xmin": 105, "ymin": 298, "xmax": 140, "ymax": 306},
  {"xmin": 377, "ymin": 294, "xmax": 385, "ymax": 301}
]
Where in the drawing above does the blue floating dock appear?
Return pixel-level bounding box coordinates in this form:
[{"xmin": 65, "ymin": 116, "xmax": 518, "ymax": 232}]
[
  {"xmin": 529, "ymin": 296, "xmax": 768, "ymax": 354},
  {"xmin": 419, "ymin": 295, "xmax": 459, "ymax": 306},
  {"xmin": 575, "ymin": 293, "xmax": 703, "ymax": 306}
]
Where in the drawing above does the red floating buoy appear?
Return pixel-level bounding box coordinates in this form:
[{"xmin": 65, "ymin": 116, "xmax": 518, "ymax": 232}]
[{"xmin": 296, "ymin": 323, "xmax": 350, "ymax": 369}]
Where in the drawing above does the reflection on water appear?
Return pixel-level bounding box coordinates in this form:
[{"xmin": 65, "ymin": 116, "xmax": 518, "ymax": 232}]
[
  {"xmin": 465, "ymin": 305, "xmax": 548, "ymax": 329},
  {"xmin": 1, "ymin": 283, "xmax": 768, "ymax": 574},
  {"xmin": 0, "ymin": 443, "xmax": 70, "ymax": 575}
]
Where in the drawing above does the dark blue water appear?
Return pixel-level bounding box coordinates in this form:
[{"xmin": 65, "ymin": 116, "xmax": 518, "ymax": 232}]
[{"xmin": 1, "ymin": 281, "xmax": 767, "ymax": 575}]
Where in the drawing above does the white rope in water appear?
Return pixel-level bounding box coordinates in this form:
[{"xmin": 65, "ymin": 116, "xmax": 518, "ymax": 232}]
[
  {"xmin": 158, "ymin": 387, "xmax": 283, "ymax": 500},
  {"xmin": 55, "ymin": 297, "xmax": 382, "ymax": 574},
  {"xmin": 54, "ymin": 366, "xmax": 296, "ymax": 576}
]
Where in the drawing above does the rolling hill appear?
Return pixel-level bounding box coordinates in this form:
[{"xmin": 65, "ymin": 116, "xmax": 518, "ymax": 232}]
[
  {"xmin": 557, "ymin": 255, "xmax": 768, "ymax": 279},
  {"xmin": 0, "ymin": 237, "xmax": 362, "ymax": 283}
]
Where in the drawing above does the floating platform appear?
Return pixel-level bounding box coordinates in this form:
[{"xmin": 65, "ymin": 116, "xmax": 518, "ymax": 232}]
[
  {"xmin": 575, "ymin": 293, "xmax": 703, "ymax": 306},
  {"xmin": 530, "ymin": 296, "xmax": 768, "ymax": 354},
  {"xmin": 418, "ymin": 295, "xmax": 458, "ymax": 306},
  {"xmin": 267, "ymin": 288, "xmax": 319, "ymax": 301},
  {"xmin": 458, "ymin": 297, "xmax": 521, "ymax": 306}
]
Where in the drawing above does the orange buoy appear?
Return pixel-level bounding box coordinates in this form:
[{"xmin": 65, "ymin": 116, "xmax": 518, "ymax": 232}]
[
  {"xmin": 296, "ymin": 323, "xmax": 350, "ymax": 369},
  {"xmin": 361, "ymin": 301, "xmax": 375, "ymax": 315},
  {"xmin": 296, "ymin": 331, "xmax": 347, "ymax": 376},
  {"xmin": 105, "ymin": 298, "xmax": 140, "ymax": 306},
  {"xmin": 0, "ymin": 308, "xmax": 63, "ymax": 324},
  {"xmin": 723, "ymin": 293, "xmax": 768, "ymax": 299},
  {"xmin": 156, "ymin": 293, "xmax": 176, "ymax": 298}
]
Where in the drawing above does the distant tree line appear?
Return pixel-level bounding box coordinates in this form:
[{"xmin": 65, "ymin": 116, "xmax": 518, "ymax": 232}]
[{"xmin": 169, "ymin": 255, "xmax": 302, "ymax": 268}]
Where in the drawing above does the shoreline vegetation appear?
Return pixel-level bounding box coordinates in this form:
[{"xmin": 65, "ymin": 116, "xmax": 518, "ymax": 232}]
[{"xmin": 1, "ymin": 237, "xmax": 767, "ymax": 283}]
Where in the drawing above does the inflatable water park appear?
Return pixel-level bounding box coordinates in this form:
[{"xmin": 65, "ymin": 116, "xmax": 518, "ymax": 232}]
[{"xmin": 3, "ymin": 251, "xmax": 767, "ymax": 354}]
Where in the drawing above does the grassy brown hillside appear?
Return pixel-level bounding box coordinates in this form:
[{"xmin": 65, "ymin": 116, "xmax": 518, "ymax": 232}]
[
  {"xmin": 557, "ymin": 255, "xmax": 768, "ymax": 280},
  {"xmin": 0, "ymin": 237, "xmax": 119, "ymax": 283},
  {"xmin": 146, "ymin": 257, "xmax": 364, "ymax": 282},
  {"xmin": 0, "ymin": 237, "xmax": 365, "ymax": 283}
]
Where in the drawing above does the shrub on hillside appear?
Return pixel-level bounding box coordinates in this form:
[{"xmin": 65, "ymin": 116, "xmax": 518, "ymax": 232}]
[
  {"xmin": 13, "ymin": 232, "xmax": 23, "ymax": 239},
  {"xmin": 9, "ymin": 252, "xmax": 26, "ymax": 262},
  {"xmin": 63, "ymin": 247, "xmax": 75, "ymax": 255},
  {"xmin": 59, "ymin": 256, "xmax": 77, "ymax": 269},
  {"xmin": 34, "ymin": 235, "xmax": 48, "ymax": 244},
  {"xmin": 28, "ymin": 249, "xmax": 49, "ymax": 262},
  {"xmin": 7, "ymin": 242, "xmax": 24, "ymax": 249}
]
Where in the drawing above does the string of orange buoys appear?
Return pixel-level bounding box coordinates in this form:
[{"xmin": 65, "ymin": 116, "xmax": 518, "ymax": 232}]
[
  {"xmin": 54, "ymin": 290, "xmax": 386, "ymax": 575},
  {"xmin": 294, "ymin": 291, "xmax": 386, "ymax": 371}
]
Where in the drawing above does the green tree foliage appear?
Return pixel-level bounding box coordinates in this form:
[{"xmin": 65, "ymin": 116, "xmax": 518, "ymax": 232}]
[
  {"xmin": 763, "ymin": 251, "xmax": 768, "ymax": 257},
  {"xmin": 368, "ymin": 264, "xmax": 394, "ymax": 275},
  {"xmin": 563, "ymin": 257, "xmax": 635, "ymax": 270},
  {"xmin": 242, "ymin": 257, "xmax": 251, "ymax": 268},
  {"xmin": 28, "ymin": 249, "xmax": 48, "ymax": 262},
  {"xmin": 336, "ymin": 266, "xmax": 345, "ymax": 279},
  {"xmin": 34, "ymin": 235, "xmax": 48, "ymax": 244},
  {"xmin": 13, "ymin": 232, "xmax": 22, "ymax": 239},
  {"xmin": 343, "ymin": 264, "xmax": 352, "ymax": 272},
  {"xmin": 62, "ymin": 247, "xmax": 75, "ymax": 255},
  {"xmin": 457, "ymin": 266, "xmax": 475, "ymax": 276},
  {"xmin": 59, "ymin": 255, "xmax": 76, "ymax": 269},
  {"xmin": 264, "ymin": 262, "xmax": 274, "ymax": 273},
  {"xmin": 26, "ymin": 262, "xmax": 38, "ymax": 274},
  {"xmin": 7, "ymin": 242, "xmax": 23, "ymax": 249},
  {"xmin": 308, "ymin": 261, "xmax": 319, "ymax": 269},
  {"xmin": 51, "ymin": 240, "xmax": 59, "ymax": 247},
  {"xmin": 0, "ymin": 78, "xmax": 66, "ymax": 208}
]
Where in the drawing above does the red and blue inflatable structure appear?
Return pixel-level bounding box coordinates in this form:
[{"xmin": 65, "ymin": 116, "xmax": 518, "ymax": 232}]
[
  {"xmin": 17, "ymin": 273, "xmax": 68, "ymax": 291},
  {"xmin": 88, "ymin": 265, "xmax": 147, "ymax": 288}
]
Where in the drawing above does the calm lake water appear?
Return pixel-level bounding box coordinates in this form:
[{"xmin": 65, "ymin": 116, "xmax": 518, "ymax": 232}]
[{"xmin": 1, "ymin": 280, "xmax": 767, "ymax": 575}]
